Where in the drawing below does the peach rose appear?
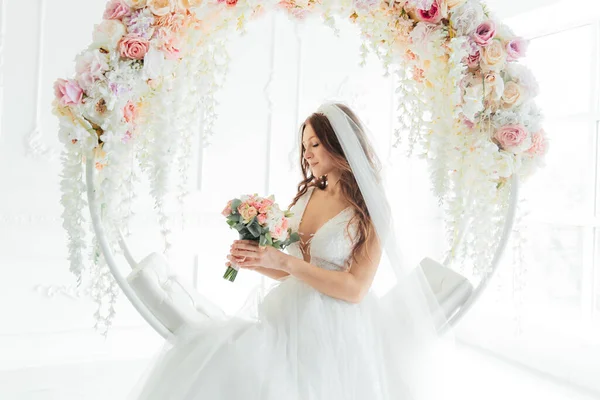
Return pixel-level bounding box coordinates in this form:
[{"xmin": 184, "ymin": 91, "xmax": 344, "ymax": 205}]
[
  {"xmin": 501, "ymin": 81, "xmax": 524, "ymax": 109},
  {"xmin": 481, "ymin": 40, "xmax": 506, "ymax": 71},
  {"xmin": 246, "ymin": 206, "xmax": 258, "ymax": 220},
  {"xmin": 125, "ymin": 0, "xmax": 147, "ymax": 8},
  {"xmin": 178, "ymin": 0, "xmax": 202, "ymax": 8},
  {"xmin": 119, "ymin": 34, "xmax": 150, "ymax": 59},
  {"xmin": 147, "ymin": 0, "xmax": 175, "ymax": 16}
]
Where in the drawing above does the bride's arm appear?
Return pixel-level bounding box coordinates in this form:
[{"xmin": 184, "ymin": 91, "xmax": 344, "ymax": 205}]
[
  {"xmin": 252, "ymin": 267, "xmax": 289, "ymax": 281},
  {"xmin": 282, "ymin": 234, "xmax": 381, "ymax": 303},
  {"xmin": 226, "ymin": 256, "xmax": 289, "ymax": 281}
]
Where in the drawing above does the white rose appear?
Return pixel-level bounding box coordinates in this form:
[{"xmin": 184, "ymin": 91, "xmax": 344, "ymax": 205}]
[
  {"xmin": 481, "ymin": 40, "xmax": 506, "ymax": 72},
  {"xmin": 92, "ymin": 20, "xmax": 126, "ymax": 50},
  {"xmin": 450, "ymin": 0, "xmax": 485, "ymax": 36},
  {"xmin": 501, "ymin": 81, "xmax": 524, "ymax": 109}
]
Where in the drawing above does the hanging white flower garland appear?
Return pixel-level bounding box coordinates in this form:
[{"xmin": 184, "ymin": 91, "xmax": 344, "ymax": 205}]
[{"xmin": 53, "ymin": 0, "xmax": 547, "ymax": 332}]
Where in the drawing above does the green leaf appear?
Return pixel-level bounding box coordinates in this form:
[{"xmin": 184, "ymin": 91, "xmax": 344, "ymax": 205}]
[
  {"xmin": 230, "ymin": 199, "xmax": 242, "ymax": 213},
  {"xmin": 227, "ymin": 213, "xmax": 240, "ymax": 223},
  {"xmin": 247, "ymin": 219, "xmax": 260, "ymax": 238},
  {"xmin": 265, "ymin": 232, "xmax": 273, "ymax": 245},
  {"xmin": 288, "ymin": 232, "xmax": 300, "ymax": 244},
  {"xmin": 259, "ymin": 235, "xmax": 267, "ymax": 247}
]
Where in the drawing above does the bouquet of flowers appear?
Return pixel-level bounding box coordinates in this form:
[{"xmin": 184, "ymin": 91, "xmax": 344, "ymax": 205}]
[{"xmin": 221, "ymin": 193, "xmax": 300, "ymax": 282}]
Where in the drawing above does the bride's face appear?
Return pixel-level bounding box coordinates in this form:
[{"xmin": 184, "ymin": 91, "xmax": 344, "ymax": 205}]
[{"xmin": 302, "ymin": 123, "xmax": 333, "ymax": 178}]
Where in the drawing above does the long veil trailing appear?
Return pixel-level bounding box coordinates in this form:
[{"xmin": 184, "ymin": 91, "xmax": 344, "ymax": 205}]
[{"xmin": 315, "ymin": 102, "xmax": 457, "ymax": 398}]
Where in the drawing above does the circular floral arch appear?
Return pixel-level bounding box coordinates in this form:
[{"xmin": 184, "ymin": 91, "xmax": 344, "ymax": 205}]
[{"xmin": 53, "ymin": 0, "xmax": 547, "ymax": 332}]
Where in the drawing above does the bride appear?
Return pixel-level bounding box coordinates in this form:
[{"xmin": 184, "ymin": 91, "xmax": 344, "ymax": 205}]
[{"xmin": 129, "ymin": 103, "xmax": 455, "ymax": 400}]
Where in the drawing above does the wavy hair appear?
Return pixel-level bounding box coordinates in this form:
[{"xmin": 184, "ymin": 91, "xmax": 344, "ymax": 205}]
[{"xmin": 288, "ymin": 104, "xmax": 382, "ymax": 267}]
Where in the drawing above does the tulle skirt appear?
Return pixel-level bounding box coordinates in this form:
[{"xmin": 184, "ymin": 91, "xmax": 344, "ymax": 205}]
[{"xmin": 129, "ymin": 275, "xmax": 454, "ymax": 400}]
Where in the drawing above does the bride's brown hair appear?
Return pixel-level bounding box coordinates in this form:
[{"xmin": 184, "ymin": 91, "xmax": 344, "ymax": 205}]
[{"xmin": 288, "ymin": 104, "xmax": 382, "ymax": 267}]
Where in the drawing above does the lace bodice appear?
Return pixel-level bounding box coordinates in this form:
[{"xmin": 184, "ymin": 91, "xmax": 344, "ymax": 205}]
[{"xmin": 286, "ymin": 186, "xmax": 358, "ymax": 272}]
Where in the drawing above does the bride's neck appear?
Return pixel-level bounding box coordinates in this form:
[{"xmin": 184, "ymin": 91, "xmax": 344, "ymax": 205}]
[{"xmin": 321, "ymin": 173, "xmax": 342, "ymax": 197}]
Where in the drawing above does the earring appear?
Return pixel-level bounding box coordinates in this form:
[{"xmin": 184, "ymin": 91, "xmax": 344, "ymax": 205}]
[{"xmin": 315, "ymin": 174, "xmax": 328, "ymax": 190}]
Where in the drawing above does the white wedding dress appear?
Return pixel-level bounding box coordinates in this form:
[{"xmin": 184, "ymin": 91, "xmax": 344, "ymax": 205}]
[{"xmin": 129, "ymin": 186, "xmax": 445, "ymax": 399}]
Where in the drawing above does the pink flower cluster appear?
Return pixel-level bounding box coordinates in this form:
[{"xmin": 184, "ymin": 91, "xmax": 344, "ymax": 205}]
[
  {"xmin": 222, "ymin": 194, "xmax": 291, "ymax": 241},
  {"xmin": 494, "ymin": 124, "xmax": 548, "ymax": 157},
  {"xmin": 53, "ymin": 0, "xmax": 205, "ymax": 130}
]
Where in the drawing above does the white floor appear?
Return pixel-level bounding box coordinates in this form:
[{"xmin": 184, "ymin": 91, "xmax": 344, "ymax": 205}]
[{"xmin": 0, "ymin": 345, "xmax": 598, "ymax": 400}]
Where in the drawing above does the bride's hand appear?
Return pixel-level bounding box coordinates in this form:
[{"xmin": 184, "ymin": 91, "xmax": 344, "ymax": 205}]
[{"xmin": 230, "ymin": 240, "xmax": 288, "ymax": 271}]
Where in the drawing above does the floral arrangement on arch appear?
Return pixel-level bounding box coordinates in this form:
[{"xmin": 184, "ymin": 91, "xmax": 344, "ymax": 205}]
[{"xmin": 53, "ymin": 0, "xmax": 547, "ymax": 332}]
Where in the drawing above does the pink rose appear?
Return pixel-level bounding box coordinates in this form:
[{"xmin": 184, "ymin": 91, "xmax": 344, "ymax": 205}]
[
  {"xmin": 75, "ymin": 50, "xmax": 110, "ymax": 90},
  {"xmin": 526, "ymin": 129, "xmax": 548, "ymax": 157},
  {"xmin": 54, "ymin": 79, "xmax": 84, "ymax": 106},
  {"xmin": 257, "ymin": 213, "xmax": 267, "ymax": 225},
  {"xmin": 119, "ymin": 35, "xmax": 150, "ymax": 59},
  {"xmin": 494, "ymin": 124, "xmax": 531, "ymax": 154},
  {"xmin": 473, "ymin": 20, "xmax": 496, "ymax": 46},
  {"xmin": 506, "ymin": 37, "xmax": 529, "ymax": 61},
  {"xmin": 104, "ymin": 0, "xmax": 132, "ymax": 20},
  {"xmin": 123, "ymin": 101, "xmax": 138, "ymax": 123},
  {"xmin": 466, "ymin": 41, "xmax": 481, "ymax": 69},
  {"xmin": 281, "ymin": 217, "xmax": 289, "ymax": 230},
  {"xmin": 416, "ymin": 0, "xmax": 445, "ymax": 24},
  {"xmin": 272, "ymin": 225, "xmax": 286, "ymax": 241},
  {"xmin": 221, "ymin": 200, "xmax": 233, "ymax": 217}
]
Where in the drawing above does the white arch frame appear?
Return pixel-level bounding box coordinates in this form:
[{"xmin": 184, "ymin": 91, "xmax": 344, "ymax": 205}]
[{"xmin": 86, "ymin": 157, "xmax": 519, "ymax": 338}]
